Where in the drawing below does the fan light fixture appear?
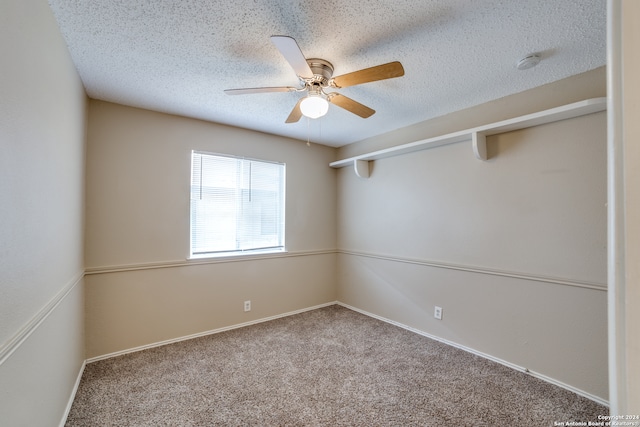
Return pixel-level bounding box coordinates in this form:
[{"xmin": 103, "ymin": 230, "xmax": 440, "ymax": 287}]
[
  {"xmin": 224, "ymin": 36, "xmax": 405, "ymax": 123},
  {"xmin": 300, "ymin": 94, "xmax": 329, "ymax": 119}
]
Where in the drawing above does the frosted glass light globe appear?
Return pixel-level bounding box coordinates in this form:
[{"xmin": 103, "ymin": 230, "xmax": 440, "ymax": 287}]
[{"xmin": 300, "ymin": 95, "xmax": 329, "ymax": 119}]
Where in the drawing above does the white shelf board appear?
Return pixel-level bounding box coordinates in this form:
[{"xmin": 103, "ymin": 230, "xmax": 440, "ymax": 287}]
[{"xmin": 330, "ymin": 97, "xmax": 607, "ymax": 169}]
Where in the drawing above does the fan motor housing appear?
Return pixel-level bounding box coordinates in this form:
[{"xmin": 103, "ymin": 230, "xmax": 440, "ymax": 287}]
[{"xmin": 306, "ymin": 58, "xmax": 334, "ymax": 85}]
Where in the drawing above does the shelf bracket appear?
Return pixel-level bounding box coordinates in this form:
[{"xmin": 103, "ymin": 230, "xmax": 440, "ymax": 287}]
[
  {"xmin": 472, "ymin": 131, "xmax": 487, "ymax": 161},
  {"xmin": 354, "ymin": 159, "xmax": 370, "ymax": 178}
]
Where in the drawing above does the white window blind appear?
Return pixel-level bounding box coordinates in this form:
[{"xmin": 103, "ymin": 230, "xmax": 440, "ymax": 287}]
[{"xmin": 190, "ymin": 151, "xmax": 285, "ymax": 257}]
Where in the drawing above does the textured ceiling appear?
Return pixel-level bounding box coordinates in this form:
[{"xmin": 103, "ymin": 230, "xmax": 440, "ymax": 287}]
[{"xmin": 47, "ymin": 0, "xmax": 606, "ymax": 147}]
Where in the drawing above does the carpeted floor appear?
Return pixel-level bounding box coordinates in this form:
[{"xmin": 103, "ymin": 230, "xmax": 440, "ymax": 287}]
[{"xmin": 65, "ymin": 305, "xmax": 606, "ymax": 426}]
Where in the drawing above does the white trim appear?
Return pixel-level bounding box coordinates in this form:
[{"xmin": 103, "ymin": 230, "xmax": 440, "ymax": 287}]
[
  {"xmin": 338, "ymin": 250, "xmax": 606, "ymax": 291},
  {"xmin": 59, "ymin": 360, "xmax": 86, "ymax": 427},
  {"xmin": 0, "ymin": 271, "xmax": 84, "ymax": 366},
  {"xmin": 84, "ymin": 249, "xmax": 337, "ymax": 275},
  {"xmin": 188, "ymin": 247, "xmax": 286, "ymax": 260},
  {"xmin": 84, "ymin": 249, "xmax": 605, "ymax": 291},
  {"xmin": 337, "ymin": 302, "xmax": 609, "ymax": 408},
  {"xmin": 86, "ymin": 301, "xmax": 337, "ymax": 363},
  {"xmin": 606, "ymin": 0, "xmax": 626, "ymax": 415}
]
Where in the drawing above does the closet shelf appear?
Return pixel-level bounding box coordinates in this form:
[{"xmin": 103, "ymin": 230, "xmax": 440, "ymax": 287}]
[{"xmin": 330, "ymin": 97, "xmax": 607, "ymax": 175}]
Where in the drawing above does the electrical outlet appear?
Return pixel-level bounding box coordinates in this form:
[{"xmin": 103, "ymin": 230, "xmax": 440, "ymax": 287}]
[
  {"xmin": 244, "ymin": 300, "xmax": 251, "ymax": 312},
  {"xmin": 434, "ymin": 306, "xmax": 443, "ymax": 320}
]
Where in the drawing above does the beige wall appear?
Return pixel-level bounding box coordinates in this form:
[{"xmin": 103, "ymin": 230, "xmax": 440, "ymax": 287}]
[
  {"xmin": 336, "ymin": 71, "xmax": 609, "ymax": 401},
  {"xmin": 84, "ymin": 101, "xmax": 338, "ymax": 358},
  {"xmin": 0, "ymin": 0, "xmax": 87, "ymax": 425}
]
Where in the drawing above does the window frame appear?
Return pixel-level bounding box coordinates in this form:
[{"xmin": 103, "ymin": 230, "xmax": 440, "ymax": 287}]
[{"xmin": 189, "ymin": 150, "xmax": 286, "ymax": 259}]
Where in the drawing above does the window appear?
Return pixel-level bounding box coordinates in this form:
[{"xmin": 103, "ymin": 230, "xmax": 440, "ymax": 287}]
[{"xmin": 190, "ymin": 151, "xmax": 285, "ymax": 258}]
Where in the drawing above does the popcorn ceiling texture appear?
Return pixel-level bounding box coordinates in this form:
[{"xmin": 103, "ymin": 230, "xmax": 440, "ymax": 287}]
[
  {"xmin": 65, "ymin": 305, "xmax": 606, "ymax": 426},
  {"xmin": 47, "ymin": 0, "xmax": 606, "ymax": 147}
]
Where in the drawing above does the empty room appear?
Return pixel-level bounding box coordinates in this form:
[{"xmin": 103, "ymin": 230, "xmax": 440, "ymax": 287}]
[{"xmin": 1, "ymin": 0, "xmax": 638, "ymax": 425}]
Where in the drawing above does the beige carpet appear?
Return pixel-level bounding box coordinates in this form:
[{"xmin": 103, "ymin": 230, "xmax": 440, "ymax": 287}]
[{"xmin": 66, "ymin": 305, "xmax": 606, "ymax": 426}]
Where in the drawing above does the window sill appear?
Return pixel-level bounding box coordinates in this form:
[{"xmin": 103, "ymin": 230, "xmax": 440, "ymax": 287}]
[{"xmin": 188, "ymin": 248, "xmax": 287, "ymax": 262}]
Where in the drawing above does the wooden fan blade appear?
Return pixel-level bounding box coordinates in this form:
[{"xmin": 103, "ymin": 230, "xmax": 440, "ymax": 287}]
[
  {"xmin": 328, "ymin": 93, "xmax": 375, "ymax": 118},
  {"xmin": 271, "ymin": 35, "xmax": 314, "ymax": 79},
  {"xmin": 224, "ymin": 87, "xmax": 297, "ymax": 95},
  {"xmin": 330, "ymin": 61, "xmax": 404, "ymax": 88},
  {"xmin": 285, "ymin": 98, "xmax": 304, "ymax": 123}
]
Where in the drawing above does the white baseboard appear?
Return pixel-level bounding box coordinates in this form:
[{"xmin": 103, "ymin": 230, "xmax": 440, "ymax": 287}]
[
  {"xmin": 59, "ymin": 359, "xmax": 86, "ymax": 427},
  {"xmin": 336, "ymin": 301, "xmax": 609, "ymax": 408},
  {"xmin": 84, "ymin": 300, "xmax": 608, "ymax": 408},
  {"xmin": 86, "ymin": 301, "xmax": 338, "ymax": 363}
]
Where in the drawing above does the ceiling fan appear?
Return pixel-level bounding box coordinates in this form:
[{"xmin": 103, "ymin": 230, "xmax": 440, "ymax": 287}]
[{"xmin": 224, "ymin": 36, "xmax": 405, "ymax": 123}]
